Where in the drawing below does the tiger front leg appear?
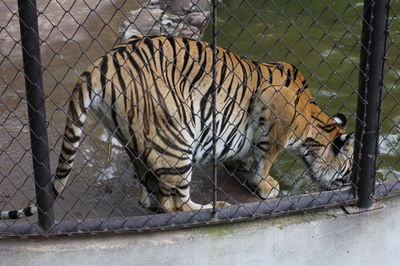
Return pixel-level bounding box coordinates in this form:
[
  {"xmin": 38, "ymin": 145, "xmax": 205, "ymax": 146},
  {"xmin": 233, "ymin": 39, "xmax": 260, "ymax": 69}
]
[
  {"xmin": 248, "ymin": 172, "xmax": 280, "ymax": 199},
  {"xmin": 246, "ymin": 145, "xmax": 282, "ymax": 199}
]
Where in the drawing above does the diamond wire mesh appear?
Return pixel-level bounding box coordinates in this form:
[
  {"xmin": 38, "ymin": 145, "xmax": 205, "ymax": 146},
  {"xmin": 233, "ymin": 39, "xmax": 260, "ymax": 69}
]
[
  {"xmin": 376, "ymin": 0, "xmax": 400, "ymax": 193},
  {"xmin": 207, "ymin": 0, "xmax": 362, "ymax": 208},
  {"xmin": 0, "ymin": 0, "xmax": 397, "ymax": 237}
]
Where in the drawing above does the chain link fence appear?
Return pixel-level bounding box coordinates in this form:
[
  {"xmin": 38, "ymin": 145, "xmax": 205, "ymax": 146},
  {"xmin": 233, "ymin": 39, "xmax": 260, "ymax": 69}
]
[
  {"xmin": 375, "ymin": 0, "xmax": 400, "ymax": 194},
  {"xmin": 0, "ymin": 0, "xmax": 398, "ymax": 237}
]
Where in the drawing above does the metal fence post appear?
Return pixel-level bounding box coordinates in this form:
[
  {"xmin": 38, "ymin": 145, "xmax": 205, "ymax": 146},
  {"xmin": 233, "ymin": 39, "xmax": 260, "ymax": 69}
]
[
  {"xmin": 353, "ymin": 0, "xmax": 390, "ymax": 209},
  {"xmin": 211, "ymin": 0, "xmax": 218, "ymax": 215},
  {"xmin": 18, "ymin": 0, "xmax": 55, "ymax": 230}
]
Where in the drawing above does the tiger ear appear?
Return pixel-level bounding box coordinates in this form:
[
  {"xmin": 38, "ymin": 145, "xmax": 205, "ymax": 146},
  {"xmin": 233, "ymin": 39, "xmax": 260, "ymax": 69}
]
[
  {"xmin": 332, "ymin": 113, "xmax": 347, "ymax": 128},
  {"xmin": 332, "ymin": 133, "xmax": 354, "ymax": 154}
]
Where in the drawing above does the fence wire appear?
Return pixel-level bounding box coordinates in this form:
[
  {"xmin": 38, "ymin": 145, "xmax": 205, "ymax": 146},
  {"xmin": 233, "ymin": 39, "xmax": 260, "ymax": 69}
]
[
  {"xmin": 376, "ymin": 1, "xmax": 400, "ymax": 193},
  {"xmin": 0, "ymin": 0, "xmax": 398, "ymax": 237}
]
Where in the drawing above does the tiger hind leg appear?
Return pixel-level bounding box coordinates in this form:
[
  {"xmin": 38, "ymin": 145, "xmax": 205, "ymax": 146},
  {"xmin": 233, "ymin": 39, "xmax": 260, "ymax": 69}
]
[
  {"xmin": 138, "ymin": 184, "xmax": 160, "ymax": 210},
  {"xmin": 158, "ymin": 180, "xmax": 229, "ymax": 212},
  {"xmin": 147, "ymin": 154, "xmax": 228, "ymax": 212}
]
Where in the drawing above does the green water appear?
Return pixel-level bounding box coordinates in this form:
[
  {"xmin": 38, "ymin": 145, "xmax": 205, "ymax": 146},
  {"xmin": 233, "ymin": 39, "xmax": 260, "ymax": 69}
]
[{"xmin": 204, "ymin": 0, "xmax": 400, "ymax": 194}]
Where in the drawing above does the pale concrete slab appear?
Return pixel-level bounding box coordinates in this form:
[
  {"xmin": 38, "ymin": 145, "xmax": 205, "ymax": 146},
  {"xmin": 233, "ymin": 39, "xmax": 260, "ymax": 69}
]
[{"xmin": 1, "ymin": 196, "xmax": 399, "ymax": 266}]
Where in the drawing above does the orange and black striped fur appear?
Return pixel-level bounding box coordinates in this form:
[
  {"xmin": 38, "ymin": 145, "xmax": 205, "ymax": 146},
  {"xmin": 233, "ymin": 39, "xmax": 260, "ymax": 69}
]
[{"xmin": 1, "ymin": 35, "xmax": 353, "ymax": 218}]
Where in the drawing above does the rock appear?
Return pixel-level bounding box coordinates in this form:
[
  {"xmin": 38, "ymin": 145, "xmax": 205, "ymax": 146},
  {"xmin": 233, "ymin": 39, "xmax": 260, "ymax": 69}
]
[
  {"xmin": 119, "ymin": 8, "xmax": 164, "ymax": 40},
  {"xmin": 159, "ymin": 0, "xmax": 210, "ymax": 15},
  {"xmin": 120, "ymin": 0, "xmax": 212, "ymax": 41},
  {"xmin": 180, "ymin": 24, "xmax": 202, "ymax": 40},
  {"xmin": 186, "ymin": 11, "xmax": 209, "ymax": 28}
]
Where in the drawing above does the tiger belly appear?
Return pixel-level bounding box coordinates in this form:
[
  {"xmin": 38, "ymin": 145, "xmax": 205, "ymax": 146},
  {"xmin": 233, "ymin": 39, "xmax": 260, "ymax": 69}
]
[
  {"xmin": 90, "ymin": 92, "xmax": 255, "ymax": 167},
  {"xmin": 191, "ymin": 122, "xmax": 255, "ymax": 164},
  {"xmin": 189, "ymin": 100, "xmax": 257, "ymax": 164}
]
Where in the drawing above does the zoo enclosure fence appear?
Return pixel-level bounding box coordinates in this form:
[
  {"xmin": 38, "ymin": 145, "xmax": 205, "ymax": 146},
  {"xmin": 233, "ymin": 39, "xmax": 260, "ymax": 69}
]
[{"xmin": 0, "ymin": 0, "xmax": 399, "ymax": 237}]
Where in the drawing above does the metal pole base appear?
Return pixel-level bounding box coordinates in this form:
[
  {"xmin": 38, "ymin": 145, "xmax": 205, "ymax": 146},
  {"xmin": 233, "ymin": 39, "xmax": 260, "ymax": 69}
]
[{"xmin": 343, "ymin": 201, "xmax": 385, "ymax": 215}]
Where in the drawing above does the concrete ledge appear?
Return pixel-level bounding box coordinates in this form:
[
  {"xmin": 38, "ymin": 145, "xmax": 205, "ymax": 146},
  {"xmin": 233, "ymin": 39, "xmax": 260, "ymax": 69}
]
[{"xmin": 1, "ymin": 196, "xmax": 400, "ymax": 266}]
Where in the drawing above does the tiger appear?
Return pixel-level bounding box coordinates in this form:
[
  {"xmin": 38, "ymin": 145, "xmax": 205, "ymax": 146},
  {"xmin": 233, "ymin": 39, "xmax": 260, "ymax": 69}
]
[{"xmin": 1, "ymin": 34, "xmax": 354, "ymax": 219}]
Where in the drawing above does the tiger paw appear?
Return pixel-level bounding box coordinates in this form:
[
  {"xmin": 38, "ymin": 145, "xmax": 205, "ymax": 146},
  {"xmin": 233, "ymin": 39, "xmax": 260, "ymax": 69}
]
[
  {"xmin": 215, "ymin": 201, "xmax": 231, "ymax": 208},
  {"xmin": 255, "ymin": 178, "xmax": 280, "ymax": 199}
]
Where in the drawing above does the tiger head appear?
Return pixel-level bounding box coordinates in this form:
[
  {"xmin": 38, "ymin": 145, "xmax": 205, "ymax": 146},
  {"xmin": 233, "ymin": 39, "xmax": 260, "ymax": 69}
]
[{"xmin": 302, "ymin": 113, "xmax": 354, "ymax": 190}]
